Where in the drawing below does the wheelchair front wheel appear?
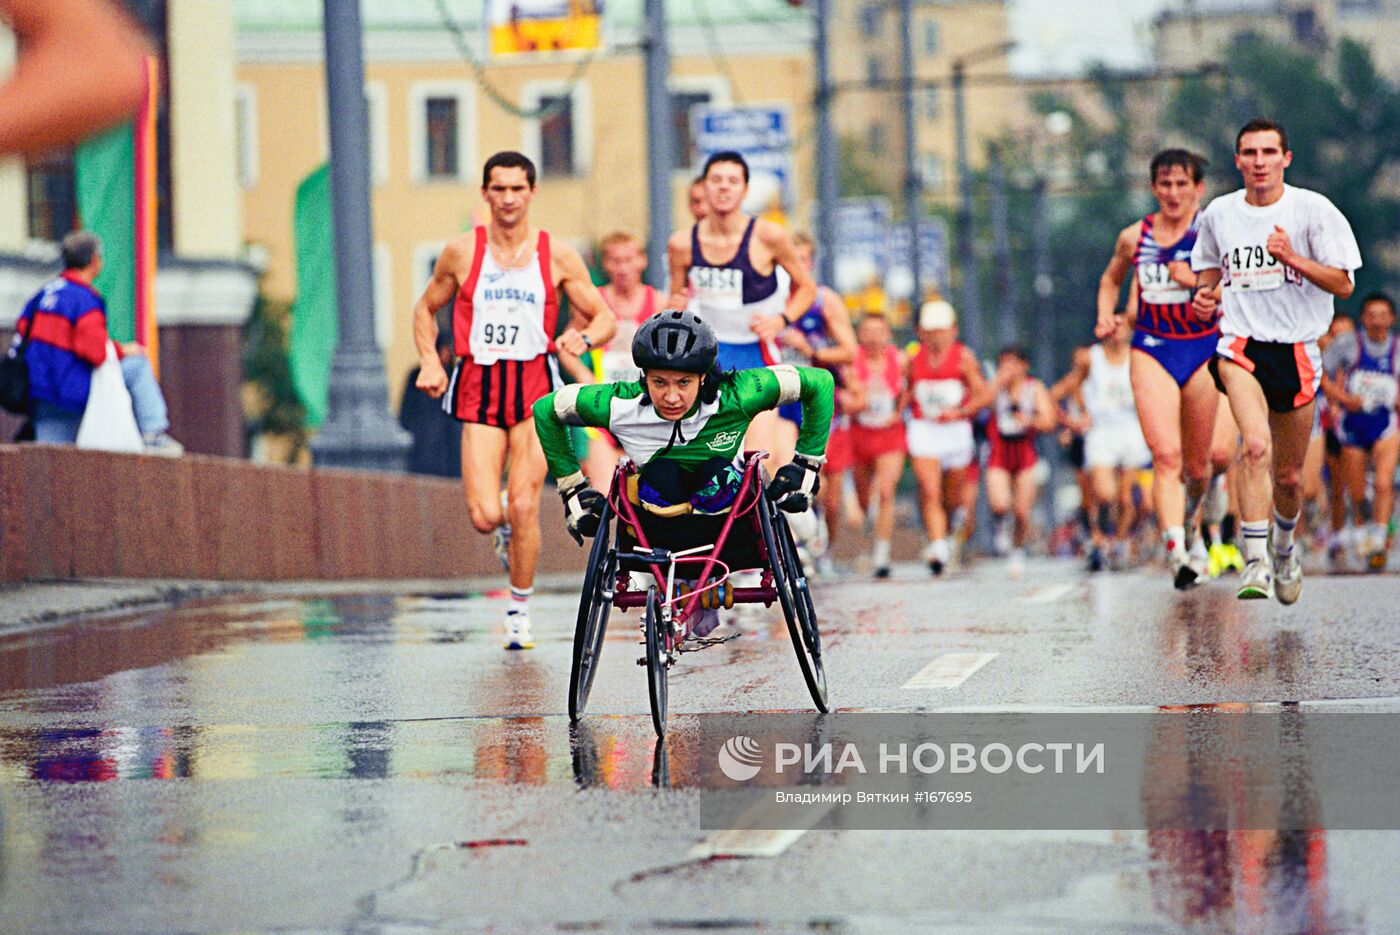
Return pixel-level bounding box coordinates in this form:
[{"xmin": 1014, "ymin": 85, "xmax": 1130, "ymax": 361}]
[
  {"xmin": 644, "ymin": 586, "xmax": 669, "ymax": 738},
  {"xmin": 569, "ymin": 500, "xmax": 616, "ymax": 721},
  {"xmin": 758, "ymin": 495, "xmax": 829, "ymax": 713}
]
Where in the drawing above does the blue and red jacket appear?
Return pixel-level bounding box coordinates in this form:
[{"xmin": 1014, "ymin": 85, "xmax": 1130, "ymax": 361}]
[{"xmin": 16, "ymin": 273, "xmax": 111, "ymax": 413}]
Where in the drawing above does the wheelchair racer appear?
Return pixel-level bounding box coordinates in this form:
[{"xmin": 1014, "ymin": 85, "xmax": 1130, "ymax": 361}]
[{"xmin": 533, "ymin": 310, "xmax": 835, "ymax": 632}]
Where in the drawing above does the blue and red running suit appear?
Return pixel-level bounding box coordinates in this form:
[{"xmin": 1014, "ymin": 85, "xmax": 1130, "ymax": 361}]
[{"xmin": 1131, "ymin": 212, "xmax": 1218, "ymax": 387}]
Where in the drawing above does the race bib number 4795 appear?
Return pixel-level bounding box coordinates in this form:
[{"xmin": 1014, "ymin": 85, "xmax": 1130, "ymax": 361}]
[{"xmin": 1225, "ymin": 244, "xmax": 1286, "ymax": 292}]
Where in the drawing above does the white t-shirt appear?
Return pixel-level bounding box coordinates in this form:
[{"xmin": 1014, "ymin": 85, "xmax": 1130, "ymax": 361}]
[{"xmin": 1191, "ymin": 185, "xmax": 1362, "ymax": 344}]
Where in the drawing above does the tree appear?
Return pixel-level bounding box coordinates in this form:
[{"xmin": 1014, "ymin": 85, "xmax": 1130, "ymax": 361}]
[{"xmin": 1168, "ymin": 35, "xmax": 1400, "ymax": 309}]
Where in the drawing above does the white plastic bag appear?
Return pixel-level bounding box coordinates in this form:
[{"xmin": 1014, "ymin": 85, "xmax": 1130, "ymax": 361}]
[{"xmin": 76, "ymin": 341, "xmax": 144, "ymax": 453}]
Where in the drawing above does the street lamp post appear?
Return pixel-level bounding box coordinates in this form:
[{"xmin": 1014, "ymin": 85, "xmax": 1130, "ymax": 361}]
[
  {"xmin": 951, "ymin": 40, "xmax": 1015, "ymax": 354},
  {"xmin": 643, "ymin": 0, "xmax": 674, "ymax": 291},
  {"xmin": 311, "ymin": 0, "xmax": 410, "ymax": 472},
  {"xmin": 952, "ymin": 58, "xmax": 978, "ymax": 350},
  {"xmin": 900, "ymin": 0, "xmax": 922, "ymax": 311},
  {"xmin": 814, "ymin": 0, "xmax": 838, "ymax": 289}
]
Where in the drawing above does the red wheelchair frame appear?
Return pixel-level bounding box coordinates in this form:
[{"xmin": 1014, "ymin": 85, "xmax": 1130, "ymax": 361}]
[{"xmin": 568, "ymin": 451, "xmax": 828, "ymax": 737}]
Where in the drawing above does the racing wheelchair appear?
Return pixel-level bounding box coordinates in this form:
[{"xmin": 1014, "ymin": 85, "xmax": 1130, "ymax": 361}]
[{"xmin": 568, "ymin": 451, "xmax": 828, "ymax": 737}]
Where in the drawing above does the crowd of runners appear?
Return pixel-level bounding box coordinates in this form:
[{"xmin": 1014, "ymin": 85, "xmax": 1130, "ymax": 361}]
[{"xmin": 410, "ymin": 115, "xmax": 1396, "ymax": 649}]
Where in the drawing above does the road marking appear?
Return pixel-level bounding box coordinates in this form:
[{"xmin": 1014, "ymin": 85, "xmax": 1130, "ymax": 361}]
[
  {"xmin": 902, "ymin": 651, "xmax": 998, "ymax": 690},
  {"xmin": 690, "ymin": 828, "xmax": 809, "ymax": 859},
  {"xmin": 1022, "ymin": 583, "xmax": 1076, "ymax": 604},
  {"xmin": 690, "ymin": 799, "xmax": 833, "ymax": 858}
]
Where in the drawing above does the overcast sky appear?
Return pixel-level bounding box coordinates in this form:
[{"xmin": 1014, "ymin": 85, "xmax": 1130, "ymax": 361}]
[{"xmin": 1008, "ymin": 0, "xmax": 1176, "ymax": 75}]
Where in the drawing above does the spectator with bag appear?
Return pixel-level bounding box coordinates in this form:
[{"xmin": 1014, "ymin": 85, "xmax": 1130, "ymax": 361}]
[{"xmin": 12, "ymin": 230, "xmax": 182, "ymax": 454}]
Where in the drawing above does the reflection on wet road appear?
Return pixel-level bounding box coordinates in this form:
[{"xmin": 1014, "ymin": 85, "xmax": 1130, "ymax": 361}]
[{"xmin": 2, "ymin": 565, "xmax": 1399, "ymax": 932}]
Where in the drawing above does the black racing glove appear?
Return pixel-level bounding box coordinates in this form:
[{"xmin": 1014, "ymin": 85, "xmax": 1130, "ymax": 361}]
[
  {"xmin": 559, "ymin": 472, "xmax": 605, "ymax": 545},
  {"xmin": 767, "ymin": 453, "xmax": 824, "ymax": 513}
]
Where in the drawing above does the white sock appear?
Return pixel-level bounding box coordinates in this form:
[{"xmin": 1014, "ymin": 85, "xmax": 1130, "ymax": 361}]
[
  {"xmin": 1164, "ymin": 525, "xmax": 1187, "ymax": 559},
  {"xmin": 509, "ymin": 586, "xmax": 532, "ymax": 616},
  {"xmin": 873, "ymin": 539, "xmax": 891, "ymax": 568},
  {"xmin": 1272, "ymin": 509, "xmax": 1299, "ymax": 559},
  {"xmin": 1241, "ymin": 520, "xmax": 1270, "ymax": 564},
  {"xmin": 931, "ymin": 538, "xmax": 950, "ymax": 564}
]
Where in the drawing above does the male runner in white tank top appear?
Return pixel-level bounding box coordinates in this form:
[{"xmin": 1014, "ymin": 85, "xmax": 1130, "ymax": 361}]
[
  {"xmin": 1054, "ymin": 315, "xmax": 1150, "ymax": 570},
  {"xmin": 1191, "ymin": 118, "xmax": 1362, "ymax": 604}
]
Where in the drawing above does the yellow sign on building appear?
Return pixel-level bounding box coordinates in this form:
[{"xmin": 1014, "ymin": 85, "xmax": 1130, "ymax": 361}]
[{"xmin": 489, "ymin": 0, "xmax": 603, "ymax": 56}]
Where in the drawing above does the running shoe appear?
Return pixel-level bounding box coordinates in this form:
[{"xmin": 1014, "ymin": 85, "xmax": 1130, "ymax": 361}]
[
  {"xmin": 813, "ymin": 553, "xmax": 838, "ymax": 580},
  {"xmin": 1329, "ymin": 541, "xmax": 1350, "ymax": 573},
  {"xmin": 1086, "ymin": 546, "xmax": 1104, "ymax": 573},
  {"xmin": 1212, "ymin": 543, "xmax": 1244, "ymax": 576},
  {"xmin": 503, "ymin": 611, "xmax": 534, "ymax": 650},
  {"xmin": 493, "ymin": 490, "xmax": 511, "ymax": 573},
  {"xmin": 1189, "ymin": 537, "xmax": 1211, "ymax": 579},
  {"xmin": 1368, "ymin": 549, "xmax": 1389, "ymax": 572},
  {"xmin": 1207, "ymin": 543, "xmax": 1229, "ymax": 578},
  {"xmin": 1008, "ymin": 548, "xmax": 1026, "ymax": 579},
  {"xmin": 1237, "ymin": 558, "xmax": 1274, "ymax": 601},
  {"xmin": 1172, "ymin": 550, "xmax": 1202, "ymax": 591},
  {"xmin": 874, "ymin": 565, "xmax": 891, "ymax": 580},
  {"xmin": 921, "ymin": 541, "xmax": 944, "ymax": 577},
  {"xmin": 1274, "ymin": 550, "xmax": 1303, "ymax": 605}
]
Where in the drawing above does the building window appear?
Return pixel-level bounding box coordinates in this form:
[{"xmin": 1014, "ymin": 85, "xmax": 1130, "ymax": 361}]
[
  {"xmin": 410, "ymin": 83, "xmax": 474, "ymax": 184},
  {"xmin": 235, "ymin": 84, "xmax": 259, "ymax": 189},
  {"xmin": 923, "ymin": 90, "xmax": 941, "ymax": 121},
  {"xmin": 426, "ymin": 98, "xmax": 459, "ymax": 179},
  {"xmin": 860, "ymin": 4, "xmax": 882, "ymax": 37},
  {"xmin": 920, "ymin": 153, "xmax": 945, "ymax": 190},
  {"xmin": 26, "ymin": 149, "xmax": 77, "ymax": 242},
  {"xmin": 537, "ymin": 94, "xmax": 575, "ymax": 176},
  {"xmin": 522, "ymin": 82, "xmax": 591, "ymax": 177},
  {"xmin": 866, "ymin": 55, "xmax": 883, "ymax": 87},
  {"xmin": 869, "ymin": 123, "xmax": 886, "ymax": 154},
  {"xmin": 672, "ymin": 90, "xmax": 713, "ymax": 170},
  {"xmin": 923, "ymin": 20, "xmax": 940, "ymax": 56}
]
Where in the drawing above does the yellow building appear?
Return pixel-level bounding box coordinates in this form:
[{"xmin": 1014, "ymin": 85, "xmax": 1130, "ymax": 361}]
[
  {"xmin": 235, "ymin": 0, "xmax": 817, "ymax": 409},
  {"xmin": 831, "ymin": 0, "xmax": 1017, "ymax": 204}
]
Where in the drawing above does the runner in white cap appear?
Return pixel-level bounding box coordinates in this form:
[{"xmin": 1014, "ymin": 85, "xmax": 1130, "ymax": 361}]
[{"xmin": 906, "ymin": 299, "xmax": 994, "ymax": 575}]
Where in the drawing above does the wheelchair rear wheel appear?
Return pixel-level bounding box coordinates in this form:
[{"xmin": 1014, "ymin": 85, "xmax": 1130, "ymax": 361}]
[
  {"xmin": 644, "ymin": 585, "xmax": 669, "ymax": 737},
  {"xmin": 758, "ymin": 494, "xmax": 829, "ymax": 713},
  {"xmin": 569, "ymin": 500, "xmax": 616, "ymax": 721}
]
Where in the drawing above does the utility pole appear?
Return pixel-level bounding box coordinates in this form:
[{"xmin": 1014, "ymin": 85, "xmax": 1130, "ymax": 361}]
[
  {"xmin": 949, "ymin": 41, "xmax": 1014, "ymax": 354},
  {"xmin": 989, "ymin": 145, "xmax": 1015, "ymax": 347},
  {"xmin": 814, "ymin": 0, "xmax": 838, "ymax": 288},
  {"xmin": 899, "ymin": 0, "xmax": 922, "ymax": 311},
  {"xmin": 311, "ymin": 0, "xmax": 409, "ymax": 472},
  {"xmin": 952, "ymin": 58, "xmax": 979, "ymax": 351},
  {"xmin": 643, "ymin": 0, "xmax": 674, "ymax": 291},
  {"xmin": 1029, "ymin": 174, "xmax": 1059, "ymax": 536},
  {"xmin": 1030, "ymin": 175, "xmax": 1054, "ymax": 380}
]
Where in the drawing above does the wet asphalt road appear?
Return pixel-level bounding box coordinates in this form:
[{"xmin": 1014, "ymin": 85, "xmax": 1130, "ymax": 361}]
[{"xmin": 3, "ymin": 561, "xmax": 1400, "ymax": 933}]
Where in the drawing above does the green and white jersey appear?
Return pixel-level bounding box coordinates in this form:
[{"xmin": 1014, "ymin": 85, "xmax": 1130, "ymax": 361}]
[{"xmin": 533, "ymin": 365, "xmax": 835, "ymax": 481}]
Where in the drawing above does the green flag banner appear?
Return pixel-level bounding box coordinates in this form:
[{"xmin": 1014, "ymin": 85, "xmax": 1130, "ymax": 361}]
[
  {"xmin": 288, "ymin": 163, "xmax": 337, "ymax": 428},
  {"xmin": 75, "ymin": 124, "xmax": 136, "ymax": 343}
]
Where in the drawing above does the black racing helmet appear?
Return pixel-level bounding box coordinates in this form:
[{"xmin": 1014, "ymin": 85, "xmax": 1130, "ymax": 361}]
[{"xmin": 632, "ymin": 309, "xmax": 718, "ymax": 374}]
